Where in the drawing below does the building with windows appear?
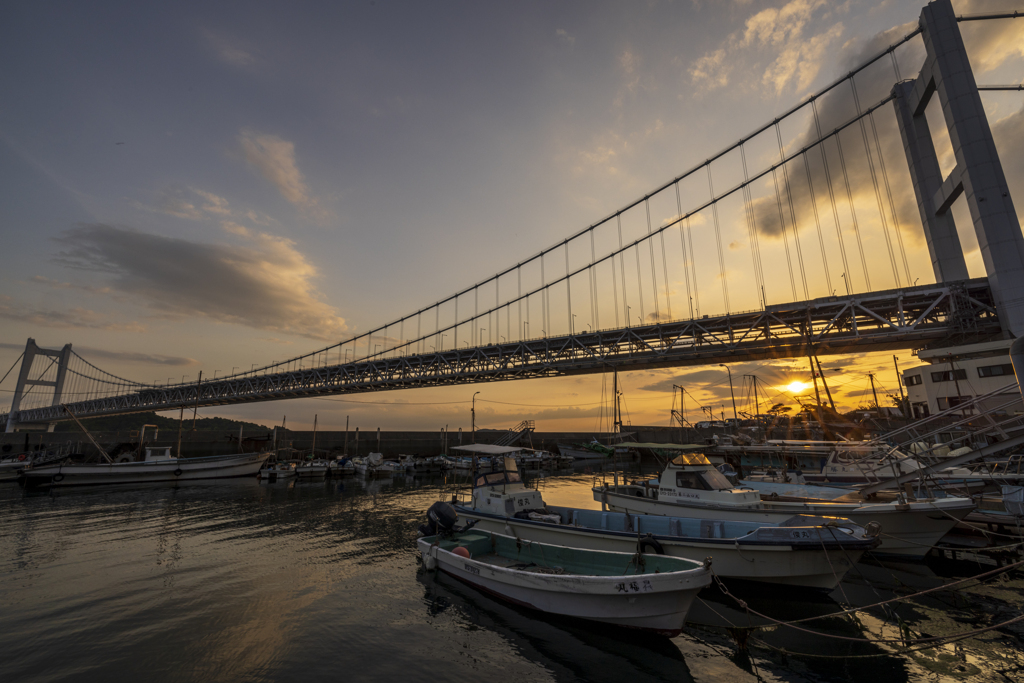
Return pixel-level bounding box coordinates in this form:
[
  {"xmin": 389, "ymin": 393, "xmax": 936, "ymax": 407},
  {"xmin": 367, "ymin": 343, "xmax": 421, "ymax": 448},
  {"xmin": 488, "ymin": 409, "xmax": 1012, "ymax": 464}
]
[{"xmin": 900, "ymin": 340, "xmax": 1021, "ymax": 419}]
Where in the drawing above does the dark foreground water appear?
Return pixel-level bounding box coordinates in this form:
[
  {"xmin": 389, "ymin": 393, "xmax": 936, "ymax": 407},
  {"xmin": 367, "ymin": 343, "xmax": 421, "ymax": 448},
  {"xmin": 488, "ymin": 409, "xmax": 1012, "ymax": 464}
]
[{"xmin": 1, "ymin": 469, "xmax": 1022, "ymax": 683}]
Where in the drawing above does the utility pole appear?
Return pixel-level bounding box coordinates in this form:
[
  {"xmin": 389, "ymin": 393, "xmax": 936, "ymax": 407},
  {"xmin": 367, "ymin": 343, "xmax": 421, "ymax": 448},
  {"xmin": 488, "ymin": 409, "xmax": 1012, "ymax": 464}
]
[
  {"xmin": 191, "ymin": 370, "xmax": 203, "ymax": 431},
  {"xmin": 472, "ymin": 391, "xmax": 480, "ymax": 442},
  {"xmin": 344, "ymin": 415, "xmax": 349, "ymax": 456},
  {"xmin": 868, "ymin": 374, "xmax": 880, "ymax": 410}
]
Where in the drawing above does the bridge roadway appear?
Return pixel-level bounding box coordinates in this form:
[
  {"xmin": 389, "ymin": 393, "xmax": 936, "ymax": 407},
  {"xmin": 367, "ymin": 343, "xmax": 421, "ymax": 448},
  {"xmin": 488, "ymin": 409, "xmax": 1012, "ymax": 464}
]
[{"xmin": 3, "ymin": 278, "xmax": 1000, "ymax": 425}]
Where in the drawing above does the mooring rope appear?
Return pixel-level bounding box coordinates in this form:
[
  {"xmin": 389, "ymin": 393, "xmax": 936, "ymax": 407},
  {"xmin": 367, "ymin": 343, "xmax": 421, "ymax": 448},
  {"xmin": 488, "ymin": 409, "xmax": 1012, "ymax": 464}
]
[{"xmin": 712, "ymin": 557, "xmax": 1023, "ymax": 629}]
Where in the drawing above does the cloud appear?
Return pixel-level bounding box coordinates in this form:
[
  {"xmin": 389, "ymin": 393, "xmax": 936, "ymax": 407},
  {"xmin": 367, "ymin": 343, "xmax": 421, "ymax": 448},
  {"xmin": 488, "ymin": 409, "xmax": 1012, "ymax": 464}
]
[
  {"xmin": 202, "ymin": 28, "xmax": 255, "ymax": 67},
  {"xmin": 690, "ymin": 49, "xmax": 731, "ymax": 90},
  {"xmin": 53, "ymin": 224, "xmax": 348, "ymax": 341},
  {"xmin": 148, "ymin": 187, "xmax": 234, "ymax": 221},
  {"xmin": 73, "ymin": 347, "xmax": 198, "ymax": 367},
  {"xmin": 556, "ymin": 28, "xmax": 575, "ymax": 46},
  {"xmin": 0, "ymin": 296, "xmax": 146, "ymax": 332},
  {"xmin": 238, "ymin": 130, "xmax": 315, "ymax": 209},
  {"xmin": 689, "ymin": 0, "xmax": 843, "ymax": 95}
]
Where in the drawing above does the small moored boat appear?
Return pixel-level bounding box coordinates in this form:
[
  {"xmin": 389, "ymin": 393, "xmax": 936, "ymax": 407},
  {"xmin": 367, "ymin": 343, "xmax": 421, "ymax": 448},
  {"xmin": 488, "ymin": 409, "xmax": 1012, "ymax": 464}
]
[
  {"xmin": 20, "ymin": 447, "xmax": 269, "ymax": 488},
  {"xmin": 419, "ymin": 524, "xmax": 711, "ymax": 636}
]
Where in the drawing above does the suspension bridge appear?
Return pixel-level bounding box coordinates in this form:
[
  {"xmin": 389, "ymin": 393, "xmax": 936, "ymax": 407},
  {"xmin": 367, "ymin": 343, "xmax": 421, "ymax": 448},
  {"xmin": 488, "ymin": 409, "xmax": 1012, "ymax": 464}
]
[{"xmin": 3, "ymin": 0, "xmax": 1022, "ymax": 431}]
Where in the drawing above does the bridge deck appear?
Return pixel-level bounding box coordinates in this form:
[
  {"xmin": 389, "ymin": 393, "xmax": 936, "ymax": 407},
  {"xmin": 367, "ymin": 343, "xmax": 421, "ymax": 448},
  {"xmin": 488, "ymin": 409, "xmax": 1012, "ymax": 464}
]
[{"xmin": 2, "ymin": 279, "xmax": 1000, "ymax": 424}]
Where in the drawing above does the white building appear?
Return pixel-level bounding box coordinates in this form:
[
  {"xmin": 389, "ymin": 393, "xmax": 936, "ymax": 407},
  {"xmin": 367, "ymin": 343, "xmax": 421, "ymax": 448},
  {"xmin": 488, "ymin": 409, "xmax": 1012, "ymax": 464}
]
[{"xmin": 901, "ymin": 339, "xmax": 1020, "ymax": 419}]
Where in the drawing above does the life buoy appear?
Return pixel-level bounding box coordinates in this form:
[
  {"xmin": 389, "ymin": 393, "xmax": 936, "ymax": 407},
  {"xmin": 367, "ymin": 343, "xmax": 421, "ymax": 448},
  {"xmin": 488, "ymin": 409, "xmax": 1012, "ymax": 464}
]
[
  {"xmin": 173, "ymin": 468, "xmax": 183, "ymax": 477},
  {"xmin": 53, "ymin": 473, "xmax": 65, "ymax": 483},
  {"xmin": 18, "ymin": 454, "xmax": 26, "ymax": 461},
  {"xmin": 639, "ymin": 534, "xmax": 664, "ymax": 555}
]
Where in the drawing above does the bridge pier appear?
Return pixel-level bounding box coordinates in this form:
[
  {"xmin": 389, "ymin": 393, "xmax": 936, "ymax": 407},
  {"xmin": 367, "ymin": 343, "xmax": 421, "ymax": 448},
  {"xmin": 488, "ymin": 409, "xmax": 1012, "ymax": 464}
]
[
  {"xmin": 5, "ymin": 338, "xmax": 72, "ymax": 433},
  {"xmin": 893, "ymin": 0, "xmax": 1024, "ymax": 336}
]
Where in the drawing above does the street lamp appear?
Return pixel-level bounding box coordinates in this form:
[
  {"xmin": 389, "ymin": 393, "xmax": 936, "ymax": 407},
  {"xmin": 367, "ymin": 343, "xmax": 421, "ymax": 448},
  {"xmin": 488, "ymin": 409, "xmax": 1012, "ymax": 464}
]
[
  {"xmin": 480, "ymin": 328, "xmax": 486, "ymax": 346},
  {"xmin": 627, "ymin": 305, "xmax": 632, "ymax": 327},
  {"xmin": 719, "ymin": 364, "xmax": 738, "ymax": 426},
  {"xmin": 472, "ymin": 391, "xmax": 481, "ymax": 443},
  {"xmin": 571, "ymin": 313, "xmax": 577, "ymax": 334}
]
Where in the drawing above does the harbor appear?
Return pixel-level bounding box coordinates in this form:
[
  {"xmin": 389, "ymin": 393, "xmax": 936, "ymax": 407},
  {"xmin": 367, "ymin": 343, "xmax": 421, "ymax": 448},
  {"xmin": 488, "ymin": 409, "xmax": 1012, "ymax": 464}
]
[{"xmin": 1, "ymin": 461, "xmax": 1022, "ymax": 682}]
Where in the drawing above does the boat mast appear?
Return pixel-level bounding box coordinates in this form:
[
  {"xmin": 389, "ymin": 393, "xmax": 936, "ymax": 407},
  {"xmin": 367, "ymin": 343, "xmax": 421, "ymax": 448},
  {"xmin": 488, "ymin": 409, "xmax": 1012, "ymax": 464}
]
[
  {"xmin": 311, "ymin": 414, "xmax": 318, "ymax": 459},
  {"xmin": 62, "ymin": 404, "xmax": 113, "ymax": 463},
  {"xmin": 815, "ymin": 357, "xmax": 837, "ymax": 412},
  {"xmin": 613, "ymin": 366, "xmax": 621, "ymax": 434}
]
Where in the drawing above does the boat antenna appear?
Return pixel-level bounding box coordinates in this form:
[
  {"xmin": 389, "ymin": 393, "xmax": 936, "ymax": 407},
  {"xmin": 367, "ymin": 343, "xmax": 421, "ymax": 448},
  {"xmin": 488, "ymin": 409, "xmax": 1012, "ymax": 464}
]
[{"xmin": 62, "ymin": 404, "xmax": 113, "ymax": 463}]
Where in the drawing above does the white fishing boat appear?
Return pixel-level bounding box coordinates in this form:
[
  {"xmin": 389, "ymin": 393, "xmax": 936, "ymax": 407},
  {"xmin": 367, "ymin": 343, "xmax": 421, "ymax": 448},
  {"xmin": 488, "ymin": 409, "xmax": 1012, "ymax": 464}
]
[
  {"xmin": 440, "ymin": 458, "xmax": 878, "ymax": 589},
  {"xmin": 296, "ymin": 460, "xmax": 329, "ymax": 479},
  {"xmin": 1, "ymin": 447, "xmax": 74, "ymax": 482},
  {"xmin": 260, "ymin": 461, "xmax": 297, "ymax": 480},
  {"xmin": 593, "ymin": 452, "xmax": 975, "ymax": 558},
  {"xmin": 20, "ymin": 447, "xmax": 270, "ymax": 488},
  {"xmin": 418, "ymin": 524, "xmax": 710, "ymax": 636},
  {"xmin": 353, "ymin": 452, "xmax": 399, "ymax": 477}
]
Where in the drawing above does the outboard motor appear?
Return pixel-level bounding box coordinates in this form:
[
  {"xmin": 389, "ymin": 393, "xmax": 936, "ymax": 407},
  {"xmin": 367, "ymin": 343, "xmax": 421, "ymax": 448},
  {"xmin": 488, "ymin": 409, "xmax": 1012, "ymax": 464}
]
[{"xmin": 418, "ymin": 501, "xmax": 459, "ymax": 537}]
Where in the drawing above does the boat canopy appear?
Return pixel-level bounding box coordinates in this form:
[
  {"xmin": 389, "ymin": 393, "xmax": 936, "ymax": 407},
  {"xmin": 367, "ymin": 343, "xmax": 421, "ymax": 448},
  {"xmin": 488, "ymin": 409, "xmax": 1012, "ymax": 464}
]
[
  {"xmin": 469, "ymin": 456, "xmax": 522, "ymax": 488},
  {"xmin": 451, "ymin": 444, "xmax": 524, "ymax": 455},
  {"xmin": 670, "ymin": 453, "xmax": 713, "ymax": 466}
]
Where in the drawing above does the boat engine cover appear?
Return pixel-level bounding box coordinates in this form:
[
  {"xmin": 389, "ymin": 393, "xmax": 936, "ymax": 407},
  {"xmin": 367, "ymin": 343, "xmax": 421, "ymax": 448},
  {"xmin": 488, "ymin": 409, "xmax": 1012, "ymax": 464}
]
[{"xmin": 427, "ymin": 501, "xmax": 458, "ymax": 532}]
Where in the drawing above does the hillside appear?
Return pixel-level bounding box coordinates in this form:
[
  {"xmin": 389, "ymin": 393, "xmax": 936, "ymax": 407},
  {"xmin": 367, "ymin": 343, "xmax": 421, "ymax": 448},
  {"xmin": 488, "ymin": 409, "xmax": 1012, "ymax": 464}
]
[{"xmin": 56, "ymin": 411, "xmax": 274, "ymax": 434}]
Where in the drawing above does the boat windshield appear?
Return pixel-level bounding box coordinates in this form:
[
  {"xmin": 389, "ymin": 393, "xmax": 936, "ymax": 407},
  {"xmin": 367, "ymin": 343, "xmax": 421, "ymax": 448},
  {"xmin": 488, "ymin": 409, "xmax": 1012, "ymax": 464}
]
[
  {"xmin": 676, "ymin": 468, "xmax": 734, "ymax": 491},
  {"xmin": 474, "ymin": 470, "xmax": 522, "ymax": 488}
]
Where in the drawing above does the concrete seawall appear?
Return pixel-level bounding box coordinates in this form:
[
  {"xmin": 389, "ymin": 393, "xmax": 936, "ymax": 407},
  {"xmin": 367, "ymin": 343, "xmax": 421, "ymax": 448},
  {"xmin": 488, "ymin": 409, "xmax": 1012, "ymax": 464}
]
[{"xmin": 0, "ymin": 426, "xmax": 685, "ymax": 459}]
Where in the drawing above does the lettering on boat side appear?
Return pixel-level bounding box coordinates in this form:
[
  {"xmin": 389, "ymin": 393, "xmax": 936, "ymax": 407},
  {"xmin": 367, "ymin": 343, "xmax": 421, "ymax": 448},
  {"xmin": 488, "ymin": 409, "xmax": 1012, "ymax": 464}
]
[
  {"xmin": 614, "ymin": 580, "xmax": 653, "ymax": 593},
  {"xmin": 464, "ymin": 564, "xmax": 480, "ymax": 575},
  {"xmin": 792, "ymin": 530, "xmax": 812, "ymax": 538}
]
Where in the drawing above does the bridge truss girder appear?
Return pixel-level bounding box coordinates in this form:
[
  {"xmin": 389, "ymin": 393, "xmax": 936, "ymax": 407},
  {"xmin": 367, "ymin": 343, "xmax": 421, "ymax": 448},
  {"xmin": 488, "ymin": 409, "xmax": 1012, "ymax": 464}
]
[{"xmin": 1, "ymin": 279, "xmax": 999, "ymax": 425}]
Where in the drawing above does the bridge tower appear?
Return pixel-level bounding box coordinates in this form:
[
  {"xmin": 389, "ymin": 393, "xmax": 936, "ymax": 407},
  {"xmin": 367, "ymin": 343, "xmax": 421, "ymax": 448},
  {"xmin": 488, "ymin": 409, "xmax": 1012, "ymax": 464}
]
[
  {"xmin": 5, "ymin": 338, "xmax": 72, "ymax": 433},
  {"xmin": 893, "ymin": 0, "xmax": 1024, "ymax": 336}
]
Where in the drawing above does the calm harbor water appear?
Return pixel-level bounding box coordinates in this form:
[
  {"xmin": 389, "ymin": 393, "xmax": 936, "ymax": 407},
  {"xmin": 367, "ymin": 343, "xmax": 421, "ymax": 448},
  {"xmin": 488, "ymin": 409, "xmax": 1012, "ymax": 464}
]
[{"xmin": 1, "ymin": 467, "xmax": 1022, "ymax": 683}]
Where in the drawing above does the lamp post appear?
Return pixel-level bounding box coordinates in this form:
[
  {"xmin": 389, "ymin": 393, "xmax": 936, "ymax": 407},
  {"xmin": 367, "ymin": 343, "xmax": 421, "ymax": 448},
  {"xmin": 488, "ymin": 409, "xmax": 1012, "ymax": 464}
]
[
  {"xmin": 479, "ymin": 328, "xmax": 486, "ymax": 346},
  {"xmin": 472, "ymin": 391, "xmax": 481, "ymax": 443},
  {"xmin": 571, "ymin": 314, "xmax": 577, "ymax": 334},
  {"xmin": 719, "ymin": 364, "xmax": 738, "ymax": 427}
]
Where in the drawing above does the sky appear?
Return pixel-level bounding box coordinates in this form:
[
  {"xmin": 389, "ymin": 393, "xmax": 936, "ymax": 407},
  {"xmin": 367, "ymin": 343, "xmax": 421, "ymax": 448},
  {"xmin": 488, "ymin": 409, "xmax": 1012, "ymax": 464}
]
[{"xmin": 2, "ymin": 0, "xmax": 1024, "ymax": 433}]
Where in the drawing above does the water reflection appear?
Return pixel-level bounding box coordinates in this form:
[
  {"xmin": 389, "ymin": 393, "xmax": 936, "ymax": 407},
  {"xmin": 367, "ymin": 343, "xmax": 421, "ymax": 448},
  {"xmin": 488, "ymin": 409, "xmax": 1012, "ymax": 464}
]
[{"xmin": 0, "ymin": 468, "xmax": 1021, "ymax": 683}]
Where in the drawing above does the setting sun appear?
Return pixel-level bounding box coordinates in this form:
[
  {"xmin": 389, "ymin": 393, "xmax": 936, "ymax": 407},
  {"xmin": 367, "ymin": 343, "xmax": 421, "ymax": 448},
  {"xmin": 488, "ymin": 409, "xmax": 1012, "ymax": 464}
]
[{"xmin": 786, "ymin": 381, "xmax": 810, "ymax": 394}]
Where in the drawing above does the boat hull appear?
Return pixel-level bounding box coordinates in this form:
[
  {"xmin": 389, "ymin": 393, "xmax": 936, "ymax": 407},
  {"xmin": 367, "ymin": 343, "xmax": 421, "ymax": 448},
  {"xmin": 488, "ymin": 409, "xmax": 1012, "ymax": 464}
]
[
  {"xmin": 457, "ymin": 508, "xmax": 865, "ymax": 589},
  {"xmin": 20, "ymin": 452, "xmax": 270, "ymax": 488},
  {"xmin": 595, "ymin": 486, "xmax": 974, "ymax": 558},
  {"xmin": 418, "ymin": 533, "xmax": 709, "ymax": 635}
]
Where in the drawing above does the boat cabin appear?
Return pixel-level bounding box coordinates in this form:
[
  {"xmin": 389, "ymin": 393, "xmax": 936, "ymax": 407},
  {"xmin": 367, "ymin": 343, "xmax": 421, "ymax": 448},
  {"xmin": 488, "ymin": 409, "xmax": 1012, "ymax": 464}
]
[
  {"xmin": 640, "ymin": 453, "xmax": 762, "ymax": 508},
  {"xmin": 470, "ymin": 457, "xmax": 545, "ymax": 516},
  {"xmin": 144, "ymin": 447, "xmax": 178, "ymax": 462}
]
